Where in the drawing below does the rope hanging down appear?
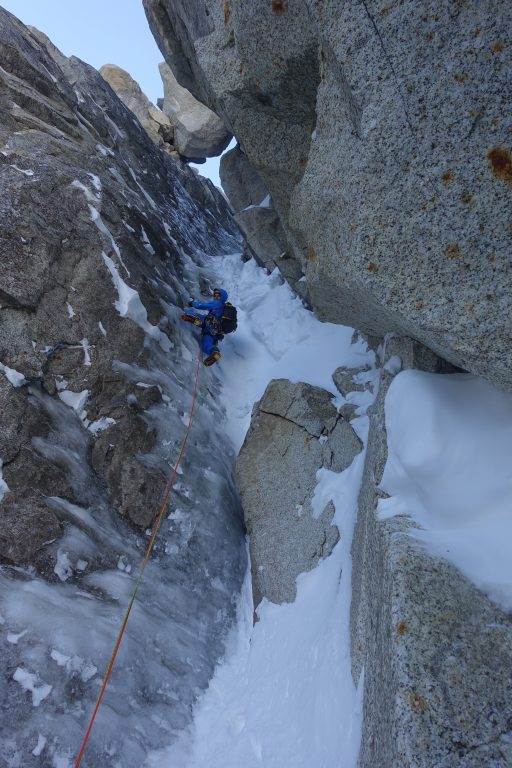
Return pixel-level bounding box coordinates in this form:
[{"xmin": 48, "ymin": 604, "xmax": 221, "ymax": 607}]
[{"xmin": 74, "ymin": 348, "xmax": 203, "ymax": 767}]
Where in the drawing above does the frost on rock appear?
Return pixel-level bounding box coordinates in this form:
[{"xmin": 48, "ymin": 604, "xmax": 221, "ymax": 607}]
[{"xmin": 102, "ymin": 253, "xmax": 171, "ymax": 351}]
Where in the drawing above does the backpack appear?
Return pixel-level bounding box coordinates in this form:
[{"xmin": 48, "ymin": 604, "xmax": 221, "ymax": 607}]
[{"xmin": 220, "ymin": 302, "xmax": 237, "ymax": 334}]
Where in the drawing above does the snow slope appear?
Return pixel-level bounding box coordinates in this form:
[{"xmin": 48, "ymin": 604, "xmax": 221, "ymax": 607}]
[{"xmin": 146, "ymin": 254, "xmax": 375, "ymax": 768}]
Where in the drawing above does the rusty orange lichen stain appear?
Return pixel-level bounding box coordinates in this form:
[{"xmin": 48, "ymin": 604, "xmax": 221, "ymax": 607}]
[
  {"xmin": 368, "ymin": 262, "xmax": 378, "ymax": 273},
  {"xmin": 445, "ymin": 243, "xmax": 461, "ymax": 259},
  {"xmin": 272, "ymin": 0, "xmax": 288, "ymax": 13},
  {"xmin": 491, "ymin": 41, "xmax": 504, "ymax": 53},
  {"xmin": 396, "ymin": 621, "xmax": 408, "ymax": 636},
  {"xmin": 442, "ymin": 170, "xmax": 453, "ymax": 184},
  {"xmin": 307, "ymin": 246, "xmax": 317, "ymax": 261},
  {"xmin": 223, "ymin": 1, "xmax": 230, "ymax": 25},
  {"xmin": 488, "ymin": 147, "xmax": 512, "ymax": 183},
  {"xmin": 408, "ymin": 691, "xmax": 427, "ymax": 713}
]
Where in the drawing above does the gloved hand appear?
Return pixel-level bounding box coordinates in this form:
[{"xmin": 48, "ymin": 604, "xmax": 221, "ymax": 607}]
[{"xmin": 188, "ymin": 299, "xmax": 194, "ymax": 307}]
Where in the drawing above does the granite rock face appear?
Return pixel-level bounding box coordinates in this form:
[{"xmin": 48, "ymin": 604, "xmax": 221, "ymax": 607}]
[
  {"xmin": 0, "ymin": 9, "xmax": 245, "ymax": 765},
  {"xmin": 220, "ymin": 144, "xmax": 267, "ymax": 212},
  {"xmin": 351, "ymin": 337, "xmax": 512, "ymax": 768},
  {"xmin": 99, "ymin": 63, "xmax": 175, "ymax": 152},
  {"xmin": 235, "ymin": 379, "xmax": 362, "ymax": 607},
  {"xmin": 159, "ymin": 62, "xmax": 231, "ymax": 160},
  {"xmin": 220, "ymin": 144, "xmax": 303, "ymax": 289},
  {"xmin": 144, "ymin": 0, "xmax": 512, "ymax": 392}
]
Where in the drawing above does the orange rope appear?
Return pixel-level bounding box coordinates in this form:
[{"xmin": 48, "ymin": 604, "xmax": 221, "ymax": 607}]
[{"xmin": 74, "ymin": 348, "xmax": 203, "ymax": 767}]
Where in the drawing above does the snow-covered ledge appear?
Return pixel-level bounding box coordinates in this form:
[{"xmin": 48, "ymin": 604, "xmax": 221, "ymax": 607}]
[{"xmin": 350, "ymin": 336, "xmax": 512, "ymax": 768}]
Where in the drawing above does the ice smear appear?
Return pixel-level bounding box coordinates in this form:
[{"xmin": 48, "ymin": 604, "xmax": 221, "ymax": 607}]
[
  {"xmin": 58, "ymin": 389, "xmax": 89, "ymax": 414},
  {"xmin": 80, "ymin": 338, "xmax": 91, "ymax": 366},
  {"xmin": 0, "ymin": 459, "xmax": 10, "ymax": 501},
  {"xmin": 54, "ymin": 550, "xmax": 73, "ymax": 582},
  {"xmin": 88, "ymin": 416, "xmax": 116, "ymax": 435},
  {"xmin": 13, "ymin": 668, "xmax": 52, "ymax": 707},
  {"xmin": 102, "ymin": 252, "xmax": 170, "ymax": 351},
  {"xmin": 66, "ymin": 303, "xmax": 75, "ymax": 318},
  {"xmin": 0, "ymin": 362, "xmax": 27, "ymax": 387},
  {"xmin": 32, "ymin": 734, "xmax": 47, "ymax": 756},
  {"xmin": 379, "ymin": 370, "xmax": 512, "ymax": 611},
  {"xmin": 7, "ymin": 628, "xmax": 28, "ymax": 644},
  {"xmin": 50, "ymin": 650, "xmax": 97, "ymax": 682},
  {"xmin": 11, "ymin": 165, "xmax": 34, "ymax": 176}
]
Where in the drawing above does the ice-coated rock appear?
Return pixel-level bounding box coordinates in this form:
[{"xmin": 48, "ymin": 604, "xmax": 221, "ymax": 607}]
[
  {"xmin": 235, "ymin": 379, "xmax": 362, "ymax": 607},
  {"xmin": 144, "ymin": 0, "xmax": 512, "ymax": 392},
  {"xmin": 158, "ymin": 62, "xmax": 232, "ymax": 160},
  {"xmin": 0, "ymin": 8, "xmax": 245, "ymax": 766}
]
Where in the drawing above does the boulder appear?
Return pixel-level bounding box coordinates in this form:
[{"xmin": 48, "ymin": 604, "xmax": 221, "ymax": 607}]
[
  {"xmin": 144, "ymin": 0, "xmax": 512, "ymax": 392},
  {"xmin": 159, "ymin": 62, "xmax": 232, "ymax": 160},
  {"xmin": 99, "ymin": 63, "xmax": 174, "ymax": 151},
  {"xmin": 235, "ymin": 379, "xmax": 362, "ymax": 607}
]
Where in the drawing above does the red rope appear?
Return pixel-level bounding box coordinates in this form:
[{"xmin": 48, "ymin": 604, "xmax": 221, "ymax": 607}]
[{"xmin": 74, "ymin": 348, "xmax": 203, "ymax": 767}]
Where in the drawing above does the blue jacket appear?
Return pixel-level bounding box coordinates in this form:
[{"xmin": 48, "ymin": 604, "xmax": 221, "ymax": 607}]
[{"xmin": 191, "ymin": 288, "xmax": 228, "ymax": 319}]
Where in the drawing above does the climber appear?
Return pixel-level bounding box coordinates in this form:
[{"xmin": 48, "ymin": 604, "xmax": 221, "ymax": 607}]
[{"xmin": 181, "ymin": 287, "xmax": 228, "ymax": 366}]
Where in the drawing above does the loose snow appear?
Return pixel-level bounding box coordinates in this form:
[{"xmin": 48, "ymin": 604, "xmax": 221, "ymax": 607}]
[{"xmin": 379, "ymin": 370, "xmax": 512, "ymax": 611}]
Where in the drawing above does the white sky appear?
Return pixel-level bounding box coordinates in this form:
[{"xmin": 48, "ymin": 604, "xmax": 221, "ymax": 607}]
[{"xmin": 2, "ymin": 0, "xmax": 224, "ymax": 186}]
